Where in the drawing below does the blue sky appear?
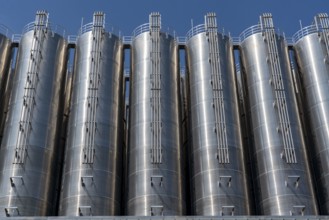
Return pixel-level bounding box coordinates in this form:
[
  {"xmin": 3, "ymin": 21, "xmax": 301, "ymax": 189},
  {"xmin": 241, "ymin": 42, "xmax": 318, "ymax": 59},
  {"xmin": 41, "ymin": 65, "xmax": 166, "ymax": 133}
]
[{"xmin": 0, "ymin": 0, "xmax": 328, "ymax": 38}]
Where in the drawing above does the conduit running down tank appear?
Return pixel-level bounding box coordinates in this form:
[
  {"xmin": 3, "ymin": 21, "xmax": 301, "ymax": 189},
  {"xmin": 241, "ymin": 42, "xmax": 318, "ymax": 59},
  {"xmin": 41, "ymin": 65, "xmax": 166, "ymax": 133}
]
[
  {"xmin": 0, "ymin": 24, "xmax": 13, "ymax": 143},
  {"xmin": 0, "ymin": 11, "xmax": 67, "ymax": 216},
  {"xmin": 126, "ymin": 12, "xmax": 186, "ymax": 216},
  {"xmin": 59, "ymin": 12, "xmax": 124, "ymax": 216},
  {"xmin": 185, "ymin": 13, "xmax": 251, "ymax": 216},
  {"xmin": 293, "ymin": 13, "xmax": 329, "ymax": 214},
  {"xmin": 239, "ymin": 13, "xmax": 318, "ymax": 215}
]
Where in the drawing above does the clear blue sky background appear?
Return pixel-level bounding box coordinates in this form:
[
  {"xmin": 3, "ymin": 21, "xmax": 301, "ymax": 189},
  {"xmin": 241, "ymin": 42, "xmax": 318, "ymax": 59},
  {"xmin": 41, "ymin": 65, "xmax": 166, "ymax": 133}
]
[{"xmin": 0, "ymin": 0, "xmax": 328, "ymax": 38}]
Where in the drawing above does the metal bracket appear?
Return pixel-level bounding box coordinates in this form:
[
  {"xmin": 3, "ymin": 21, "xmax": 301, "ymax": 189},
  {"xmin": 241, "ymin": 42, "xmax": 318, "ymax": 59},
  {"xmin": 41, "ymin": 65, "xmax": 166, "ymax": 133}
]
[
  {"xmin": 4, "ymin": 207, "xmax": 19, "ymax": 217},
  {"xmin": 10, "ymin": 176, "xmax": 24, "ymax": 187},
  {"xmin": 151, "ymin": 175, "xmax": 163, "ymax": 187},
  {"xmin": 218, "ymin": 175, "xmax": 232, "ymax": 187},
  {"xmin": 285, "ymin": 175, "xmax": 300, "ymax": 188},
  {"xmin": 78, "ymin": 206, "xmax": 92, "ymax": 216},
  {"xmin": 81, "ymin": 176, "xmax": 94, "ymax": 187},
  {"xmin": 290, "ymin": 205, "xmax": 305, "ymax": 216},
  {"xmin": 221, "ymin": 205, "xmax": 235, "ymax": 216},
  {"xmin": 150, "ymin": 205, "xmax": 164, "ymax": 216}
]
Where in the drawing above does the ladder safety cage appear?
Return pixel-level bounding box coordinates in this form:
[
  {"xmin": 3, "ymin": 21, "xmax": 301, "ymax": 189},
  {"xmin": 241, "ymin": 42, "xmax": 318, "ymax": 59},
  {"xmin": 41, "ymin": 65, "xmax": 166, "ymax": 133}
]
[
  {"xmin": 83, "ymin": 12, "xmax": 105, "ymax": 164},
  {"xmin": 314, "ymin": 13, "xmax": 329, "ymax": 59},
  {"xmin": 260, "ymin": 13, "xmax": 297, "ymax": 164},
  {"xmin": 149, "ymin": 12, "xmax": 163, "ymax": 164},
  {"xmin": 14, "ymin": 11, "xmax": 48, "ymax": 164},
  {"xmin": 205, "ymin": 12, "xmax": 229, "ymax": 164}
]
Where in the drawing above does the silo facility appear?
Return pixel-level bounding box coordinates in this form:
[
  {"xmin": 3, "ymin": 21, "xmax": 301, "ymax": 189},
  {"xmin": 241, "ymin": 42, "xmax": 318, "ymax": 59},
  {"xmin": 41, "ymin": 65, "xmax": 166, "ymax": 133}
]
[
  {"xmin": 239, "ymin": 13, "xmax": 318, "ymax": 215},
  {"xmin": 126, "ymin": 12, "xmax": 186, "ymax": 215},
  {"xmin": 293, "ymin": 13, "xmax": 329, "ymax": 214},
  {"xmin": 0, "ymin": 24, "xmax": 13, "ymax": 142},
  {"xmin": 59, "ymin": 12, "xmax": 124, "ymax": 216},
  {"xmin": 0, "ymin": 11, "xmax": 67, "ymax": 216},
  {"xmin": 185, "ymin": 13, "xmax": 251, "ymax": 215}
]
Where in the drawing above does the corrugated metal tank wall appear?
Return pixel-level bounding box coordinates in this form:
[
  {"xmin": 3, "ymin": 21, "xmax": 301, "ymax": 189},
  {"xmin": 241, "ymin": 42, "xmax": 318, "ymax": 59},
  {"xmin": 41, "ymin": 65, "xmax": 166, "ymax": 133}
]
[
  {"xmin": 0, "ymin": 11, "xmax": 67, "ymax": 216},
  {"xmin": 125, "ymin": 13, "xmax": 186, "ymax": 216},
  {"xmin": 293, "ymin": 13, "xmax": 329, "ymax": 215},
  {"xmin": 185, "ymin": 13, "xmax": 252, "ymax": 216},
  {"xmin": 239, "ymin": 13, "xmax": 318, "ymax": 215},
  {"xmin": 59, "ymin": 12, "xmax": 124, "ymax": 216}
]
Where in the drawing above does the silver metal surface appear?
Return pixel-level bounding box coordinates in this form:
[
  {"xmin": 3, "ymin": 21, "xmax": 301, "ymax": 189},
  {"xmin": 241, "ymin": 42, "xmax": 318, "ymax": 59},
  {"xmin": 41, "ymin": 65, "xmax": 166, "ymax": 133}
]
[
  {"xmin": 239, "ymin": 14, "xmax": 318, "ymax": 215},
  {"xmin": 0, "ymin": 11, "xmax": 67, "ymax": 216},
  {"xmin": 59, "ymin": 12, "xmax": 124, "ymax": 216},
  {"xmin": 293, "ymin": 13, "xmax": 329, "ymax": 215},
  {"xmin": 185, "ymin": 13, "xmax": 251, "ymax": 216},
  {"xmin": 0, "ymin": 27, "xmax": 13, "ymax": 143},
  {"xmin": 126, "ymin": 13, "xmax": 186, "ymax": 216}
]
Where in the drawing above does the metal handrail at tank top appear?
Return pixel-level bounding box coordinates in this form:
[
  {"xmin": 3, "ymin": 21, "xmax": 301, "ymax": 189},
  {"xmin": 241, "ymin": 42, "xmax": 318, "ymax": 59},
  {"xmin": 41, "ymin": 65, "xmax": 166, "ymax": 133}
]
[
  {"xmin": 186, "ymin": 24, "xmax": 206, "ymax": 41},
  {"xmin": 239, "ymin": 24, "xmax": 262, "ymax": 42},
  {"xmin": 78, "ymin": 22, "xmax": 120, "ymax": 36},
  {"xmin": 292, "ymin": 24, "xmax": 320, "ymax": 43},
  {"xmin": 0, "ymin": 24, "xmax": 11, "ymax": 37},
  {"xmin": 22, "ymin": 21, "xmax": 66, "ymax": 37},
  {"xmin": 132, "ymin": 23, "xmax": 175, "ymax": 38}
]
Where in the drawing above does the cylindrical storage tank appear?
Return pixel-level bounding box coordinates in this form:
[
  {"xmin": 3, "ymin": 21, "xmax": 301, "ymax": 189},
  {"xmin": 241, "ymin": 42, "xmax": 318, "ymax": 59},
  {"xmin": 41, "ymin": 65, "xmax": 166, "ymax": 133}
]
[
  {"xmin": 293, "ymin": 13, "xmax": 329, "ymax": 214},
  {"xmin": 185, "ymin": 13, "xmax": 251, "ymax": 216},
  {"xmin": 126, "ymin": 13, "xmax": 186, "ymax": 216},
  {"xmin": 0, "ymin": 11, "xmax": 67, "ymax": 216},
  {"xmin": 0, "ymin": 25, "xmax": 13, "ymax": 142},
  {"xmin": 59, "ymin": 12, "xmax": 123, "ymax": 216},
  {"xmin": 239, "ymin": 13, "xmax": 318, "ymax": 215}
]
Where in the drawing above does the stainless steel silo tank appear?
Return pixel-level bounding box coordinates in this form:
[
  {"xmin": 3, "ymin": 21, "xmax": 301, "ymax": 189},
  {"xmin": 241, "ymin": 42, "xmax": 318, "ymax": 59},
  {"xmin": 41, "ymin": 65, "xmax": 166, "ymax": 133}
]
[
  {"xmin": 59, "ymin": 12, "xmax": 123, "ymax": 216},
  {"xmin": 0, "ymin": 11, "xmax": 67, "ymax": 216},
  {"xmin": 239, "ymin": 13, "xmax": 318, "ymax": 215},
  {"xmin": 126, "ymin": 12, "xmax": 186, "ymax": 216},
  {"xmin": 293, "ymin": 13, "xmax": 329, "ymax": 214},
  {"xmin": 0, "ymin": 25, "xmax": 13, "ymax": 143},
  {"xmin": 185, "ymin": 13, "xmax": 251, "ymax": 216}
]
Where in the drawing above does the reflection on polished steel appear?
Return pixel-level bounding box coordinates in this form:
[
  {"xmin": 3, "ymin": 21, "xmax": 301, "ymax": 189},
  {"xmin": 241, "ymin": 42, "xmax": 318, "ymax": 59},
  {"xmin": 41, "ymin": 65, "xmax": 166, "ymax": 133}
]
[
  {"xmin": 0, "ymin": 25, "xmax": 12, "ymax": 142},
  {"xmin": 293, "ymin": 13, "xmax": 329, "ymax": 214},
  {"xmin": 0, "ymin": 11, "xmax": 67, "ymax": 216},
  {"xmin": 59, "ymin": 12, "xmax": 123, "ymax": 216},
  {"xmin": 126, "ymin": 12, "xmax": 186, "ymax": 216},
  {"xmin": 185, "ymin": 13, "xmax": 251, "ymax": 216},
  {"xmin": 239, "ymin": 13, "xmax": 318, "ymax": 215}
]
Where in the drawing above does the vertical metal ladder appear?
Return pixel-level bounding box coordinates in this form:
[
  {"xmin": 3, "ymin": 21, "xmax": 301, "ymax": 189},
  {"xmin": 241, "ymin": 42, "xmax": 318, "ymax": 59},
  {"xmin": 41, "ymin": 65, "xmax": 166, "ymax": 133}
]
[
  {"xmin": 205, "ymin": 13, "xmax": 229, "ymax": 164},
  {"xmin": 83, "ymin": 12, "xmax": 104, "ymax": 164},
  {"xmin": 261, "ymin": 13, "xmax": 297, "ymax": 164},
  {"xmin": 315, "ymin": 13, "xmax": 329, "ymax": 59},
  {"xmin": 149, "ymin": 13, "xmax": 162, "ymax": 164},
  {"xmin": 14, "ymin": 11, "xmax": 48, "ymax": 164}
]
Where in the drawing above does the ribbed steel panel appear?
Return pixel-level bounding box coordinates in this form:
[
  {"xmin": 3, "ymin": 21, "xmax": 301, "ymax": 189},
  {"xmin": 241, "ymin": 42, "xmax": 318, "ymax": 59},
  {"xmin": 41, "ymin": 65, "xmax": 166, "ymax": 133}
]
[
  {"xmin": 126, "ymin": 13, "xmax": 186, "ymax": 216},
  {"xmin": 185, "ymin": 13, "xmax": 251, "ymax": 216},
  {"xmin": 239, "ymin": 14, "xmax": 318, "ymax": 215},
  {"xmin": 293, "ymin": 13, "xmax": 329, "ymax": 214},
  {"xmin": 0, "ymin": 12, "xmax": 67, "ymax": 216},
  {"xmin": 59, "ymin": 12, "xmax": 124, "ymax": 216}
]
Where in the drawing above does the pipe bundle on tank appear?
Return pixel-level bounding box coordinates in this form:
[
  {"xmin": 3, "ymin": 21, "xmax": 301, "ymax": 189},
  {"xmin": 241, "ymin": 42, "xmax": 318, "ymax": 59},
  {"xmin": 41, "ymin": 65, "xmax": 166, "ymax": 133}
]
[{"xmin": 1, "ymin": 9, "xmax": 329, "ymax": 217}]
